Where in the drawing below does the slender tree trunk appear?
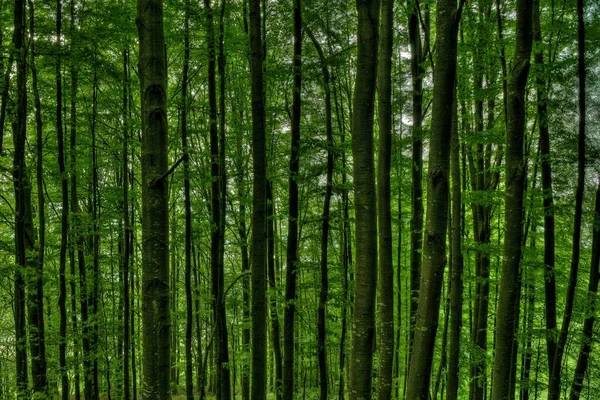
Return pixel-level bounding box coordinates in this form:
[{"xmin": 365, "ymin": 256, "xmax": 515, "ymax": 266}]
[
  {"xmin": 217, "ymin": 0, "xmax": 231, "ymax": 394},
  {"xmin": 122, "ymin": 47, "xmax": 132, "ymax": 400},
  {"xmin": 267, "ymin": 182, "xmax": 283, "ymax": 400},
  {"xmin": 547, "ymin": 0, "xmax": 585, "ymax": 396},
  {"xmin": 56, "ymin": 3, "xmax": 69, "ymax": 396},
  {"xmin": 28, "ymin": 1, "xmax": 48, "ymax": 394},
  {"xmin": 136, "ymin": 0, "xmax": 171, "ymax": 396},
  {"xmin": 90, "ymin": 67, "xmax": 101, "ymax": 400},
  {"xmin": 377, "ymin": 0, "xmax": 393, "ymax": 398},
  {"xmin": 520, "ymin": 282, "xmax": 535, "ymax": 400},
  {"xmin": 304, "ymin": 23, "xmax": 334, "ymax": 400},
  {"xmin": 12, "ymin": 0, "xmax": 29, "ymax": 396},
  {"xmin": 533, "ymin": 0, "xmax": 558, "ymax": 374},
  {"xmin": 490, "ymin": 0, "xmax": 533, "ymax": 398},
  {"xmin": 408, "ymin": 0, "xmax": 424, "ymax": 360},
  {"xmin": 405, "ymin": 0, "xmax": 459, "ymax": 397},
  {"xmin": 569, "ymin": 177, "xmax": 600, "ymax": 400},
  {"xmin": 181, "ymin": 1, "xmax": 193, "ymax": 398},
  {"xmin": 348, "ymin": 0, "xmax": 380, "ymax": 398},
  {"xmin": 249, "ymin": 0, "xmax": 268, "ymax": 397},
  {"xmin": 447, "ymin": 98, "xmax": 462, "ymax": 400},
  {"xmin": 283, "ymin": 1, "xmax": 301, "ymax": 397}
]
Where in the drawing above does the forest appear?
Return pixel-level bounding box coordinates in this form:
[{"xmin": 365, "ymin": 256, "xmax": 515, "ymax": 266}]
[{"xmin": 0, "ymin": 0, "xmax": 599, "ymax": 398}]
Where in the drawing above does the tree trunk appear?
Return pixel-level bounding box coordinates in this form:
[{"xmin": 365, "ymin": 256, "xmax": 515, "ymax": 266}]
[
  {"xmin": 447, "ymin": 98, "xmax": 462, "ymax": 400},
  {"xmin": 12, "ymin": 0, "xmax": 29, "ymax": 396},
  {"xmin": 533, "ymin": 0, "xmax": 557, "ymax": 374},
  {"xmin": 569, "ymin": 177, "xmax": 600, "ymax": 400},
  {"xmin": 304, "ymin": 23, "xmax": 334, "ymax": 400},
  {"xmin": 377, "ymin": 0, "xmax": 393, "ymax": 398},
  {"xmin": 408, "ymin": 0, "xmax": 424, "ymax": 360},
  {"xmin": 348, "ymin": 0, "xmax": 380, "ymax": 398},
  {"xmin": 490, "ymin": 0, "xmax": 533, "ymax": 398},
  {"xmin": 283, "ymin": 0, "xmax": 301, "ymax": 397},
  {"xmin": 249, "ymin": 0, "xmax": 268, "ymax": 397},
  {"xmin": 136, "ymin": 0, "xmax": 171, "ymax": 396},
  {"xmin": 181, "ymin": 0, "xmax": 193, "ymax": 397},
  {"xmin": 405, "ymin": 0, "xmax": 459, "ymax": 397},
  {"xmin": 28, "ymin": 1, "xmax": 48, "ymax": 394},
  {"xmin": 547, "ymin": 0, "xmax": 585, "ymax": 396},
  {"xmin": 267, "ymin": 182, "xmax": 283, "ymax": 400},
  {"xmin": 55, "ymin": 0, "xmax": 69, "ymax": 397}
]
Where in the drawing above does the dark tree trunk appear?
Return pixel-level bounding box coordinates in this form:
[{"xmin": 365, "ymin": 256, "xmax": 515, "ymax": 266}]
[
  {"xmin": 55, "ymin": 2, "xmax": 69, "ymax": 397},
  {"xmin": 447, "ymin": 99, "xmax": 462, "ymax": 400},
  {"xmin": 305, "ymin": 24, "xmax": 334, "ymax": 400},
  {"xmin": 490, "ymin": 0, "xmax": 533, "ymax": 398},
  {"xmin": 267, "ymin": 182, "xmax": 283, "ymax": 400},
  {"xmin": 249, "ymin": 0, "xmax": 268, "ymax": 397},
  {"xmin": 405, "ymin": 0, "xmax": 459, "ymax": 397},
  {"xmin": 182, "ymin": 0, "xmax": 193, "ymax": 397},
  {"xmin": 283, "ymin": 0, "xmax": 301, "ymax": 397},
  {"xmin": 533, "ymin": 0, "xmax": 557, "ymax": 374},
  {"xmin": 122, "ymin": 47, "xmax": 132, "ymax": 400},
  {"xmin": 519, "ymin": 282, "xmax": 535, "ymax": 400},
  {"xmin": 547, "ymin": 0, "xmax": 585, "ymax": 396},
  {"xmin": 348, "ymin": 0, "xmax": 380, "ymax": 398},
  {"xmin": 12, "ymin": 0, "xmax": 29, "ymax": 396},
  {"xmin": 408, "ymin": 0, "xmax": 424, "ymax": 359},
  {"xmin": 569, "ymin": 177, "xmax": 600, "ymax": 400},
  {"xmin": 28, "ymin": 1, "xmax": 48, "ymax": 394},
  {"xmin": 136, "ymin": 0, "xmax": 171, "ymax": 396},
  {"xmin": 377, "ymin": 0, "xmax": 393, "ymax": 398}
]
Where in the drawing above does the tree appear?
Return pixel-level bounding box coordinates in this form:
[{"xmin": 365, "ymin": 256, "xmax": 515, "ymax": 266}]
[
  {"xmin": 136, "ymin": 0, "xmax": 171, "ymax": 396},
  {"xmin": 348, "ymin": 0, "xmax": 380, "ymax": 398},
  {"xmin": 376, "ymin": 0, "xmax": 394, "ymax": 398},
  {"xmin": 282, "ymin": 0, "xmax": 301, "ymax": 398},
  {"xmin": 490, "ymin": 0, "xmax": 534, "ymax": 398},
  {"xmin": 249, "ymin": 0, "xmax": 268, "ymax": 398},
  {"xmin": 404, "ymin": 0, "xmax": 461, "ymax": 396}
]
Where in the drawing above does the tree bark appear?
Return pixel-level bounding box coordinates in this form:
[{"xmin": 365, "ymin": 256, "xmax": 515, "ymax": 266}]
[
  {"xmin": 447, "ymin": 98, "xmax": 462, "ymax": 400},
  {"xmin": 405, "ymin": 0, "xmax": 459, "ymax": 397},
  {"xmin": 249, "ymin": 0, "xmax": 268, "ymax": 397},
  {"xmin": 267, "ymin": 182, "xmax": 283, "ymax": 400},
  {"xmin": 533, "ymin": 0, "xmax": 558, "ymax": 374},
  {"xmin": 408, "ymin": 0, "xmax": 424, "ymax": 359},
  {"xmin": 569, "ymin": 177, "xmax": 600, "ymax": 400},
  {"xmin": 182, "ymin": 0, "xmax": 193, "ymax": 397},
  {"xmin": 28, "ymin": 1, "xmax": 48, "ymax": 393},
  {"xmin": 547, "ymin": 0, "xmax": 585, "ymax": 396},
  {"xmin": 490, "ymin": 0, "xmax": 533, "ymax": 398},
  {"xmin": 348, "ymin": 0, "xmax": 380, "ymax": 398},
  {"xmin": 283, "ymin": 0, "xmax": 301, "ymax": 397},
  {"xmin": 12, "ymin": 0, "xmax": 29, "ymax": 396},
  {"xmin": 136, "ymin": 0, "xmax": 171, "ymax": 396},
  {"xmin": 377, "ymin": 0, "xmax": 393, "ymax": 398}
]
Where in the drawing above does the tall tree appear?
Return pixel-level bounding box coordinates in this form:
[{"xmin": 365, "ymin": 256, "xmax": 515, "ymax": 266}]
[
  {"xmin": 404, "ymin": 0, "xmax": 461, "ymax": 396},
  {"xmin": 136, "ymin": 0, "xmax": 171, "ymax": 396},
  {"xmin": 304, "ymin": 23, "xmax": 334, "ymax": 400},
  {"xmin": 12, "ymin": 0, "xmax": 29, "ymax": 396},
  {"xmin": 122, "ymin": 47, "xmax": 132, "ymax": 400},
  {"xmin": 408, "ymin": 0, "xmax": 424, "ymax": 357},
  {"xmin": 447, "ymin": 99, "xmax": 462, "ymax": 400},
  {"xmin": 490, "ymin": 0, "xmax": 534, "ymax": 398},
  {"xmin": 182, "ymin": 0, "xmax": 193, "ymax": 398},
  {"xmin": 348, "ymin": 0, "xmax": 380, "ymax": 398},
  {"xmin": 533, "ymin": 0, "xmax": 558, "ymax": 374},
  {"xmin": 547, "ymin": 0, "xmax": 586, "ymax": 396},
  {"xmin": 55, "ymin": 0, "xmax": 69, "ymax": 397},
  {"xmin": 283, "ymin": 0, "xmax": 301, "ymax": 398},
  {"xmin": 569, "ymin": 177, "xmax": 600, "ymax": 400},
  {"xmin": 28, "ymin": 0, "xmax": 48, "ymax": 394},
  {"xmin": 248, "ymin": 0, "xmax": 268, "ymax": 398},
  {"xmin": 377, "ymin": 0, "xmax": 393, "ymax": 398}
]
